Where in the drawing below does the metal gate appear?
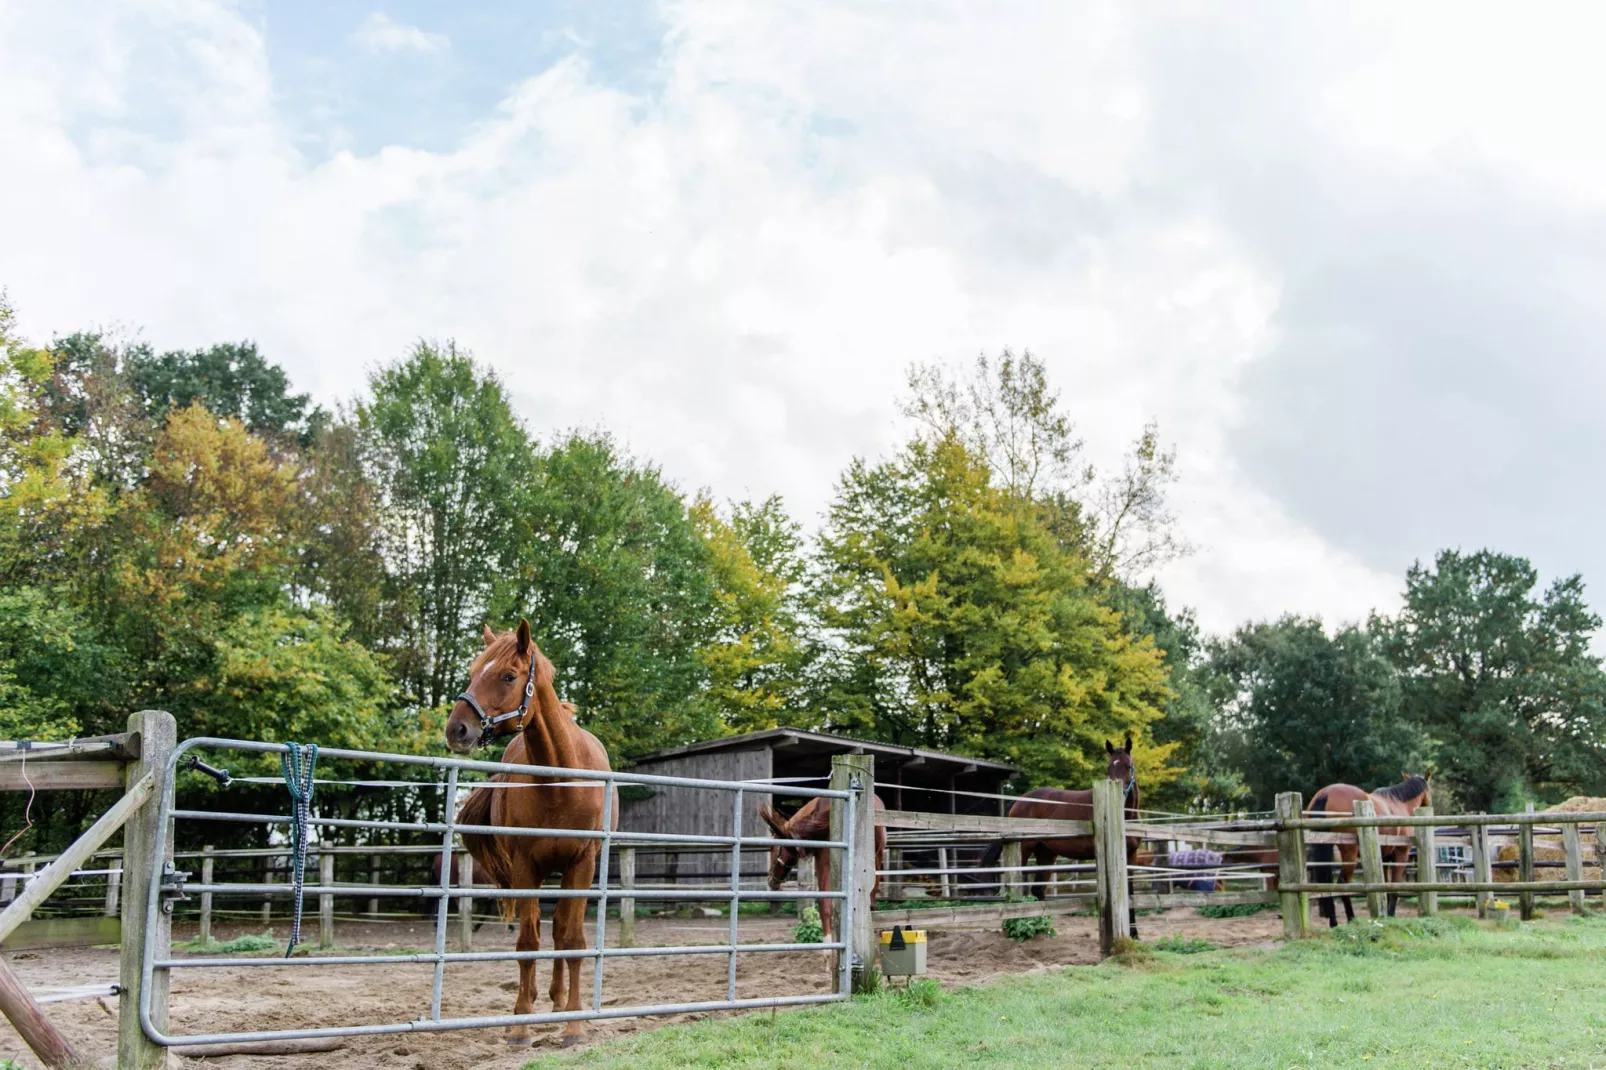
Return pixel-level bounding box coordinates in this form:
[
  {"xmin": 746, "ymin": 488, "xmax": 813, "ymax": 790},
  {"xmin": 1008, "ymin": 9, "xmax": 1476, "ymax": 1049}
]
[{"xmin": 139, "ymin": 737, "xmax": 857, "ymax": 1047}]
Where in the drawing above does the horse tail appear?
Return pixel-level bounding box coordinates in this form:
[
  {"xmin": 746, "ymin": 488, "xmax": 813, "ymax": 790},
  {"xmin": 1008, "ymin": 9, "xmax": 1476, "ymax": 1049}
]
[{"xmin": 457, "ymin": 785, "xmax": 517, "ymax": 922}]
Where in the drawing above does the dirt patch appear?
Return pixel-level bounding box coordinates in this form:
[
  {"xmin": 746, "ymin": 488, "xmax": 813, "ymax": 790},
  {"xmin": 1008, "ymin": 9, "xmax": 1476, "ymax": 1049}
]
[{"xmin": 0, "ymin": 907, "xmax": 1282, "ymax": 1069}]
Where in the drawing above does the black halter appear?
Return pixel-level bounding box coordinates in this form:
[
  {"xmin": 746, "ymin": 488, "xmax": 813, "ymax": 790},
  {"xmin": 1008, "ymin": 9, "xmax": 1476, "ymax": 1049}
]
[{"xmin": 456, "ymin": 654, "xmax": 538, "ymax": 746}]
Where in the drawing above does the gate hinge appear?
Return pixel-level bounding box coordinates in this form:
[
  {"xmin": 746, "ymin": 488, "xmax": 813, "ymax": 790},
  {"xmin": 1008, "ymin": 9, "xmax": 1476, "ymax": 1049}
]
[{"xmin": 159, "ymin": 861, "xmax": 191, "ymax": 914}]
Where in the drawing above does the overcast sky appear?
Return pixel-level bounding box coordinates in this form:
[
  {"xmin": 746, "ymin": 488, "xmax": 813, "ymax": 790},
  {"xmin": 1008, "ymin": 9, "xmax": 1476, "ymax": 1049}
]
[{"xmin": 3, "ymin": 1, "xmax": 1602, "ymax": 636}]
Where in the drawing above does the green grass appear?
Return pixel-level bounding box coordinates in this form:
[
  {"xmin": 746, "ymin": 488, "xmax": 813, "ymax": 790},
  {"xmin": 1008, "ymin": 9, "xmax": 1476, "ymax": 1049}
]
[
  {"xmin": 528, "ymin": 912, "xmax": 1606, "ymax": 1069},
  {"xmin": 1195, "ymin": 901, "xmax": 1276, "ymax": 919},
  {"xmin": 175, "ymin": 930, "xmax": 280, "ymax": 954}
]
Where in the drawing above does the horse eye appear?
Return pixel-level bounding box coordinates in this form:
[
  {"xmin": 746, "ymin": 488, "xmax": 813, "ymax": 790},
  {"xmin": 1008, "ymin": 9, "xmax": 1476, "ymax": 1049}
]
[{"xmin": 501, "ymin": 672, "xmax": 516, "ymax": 683}]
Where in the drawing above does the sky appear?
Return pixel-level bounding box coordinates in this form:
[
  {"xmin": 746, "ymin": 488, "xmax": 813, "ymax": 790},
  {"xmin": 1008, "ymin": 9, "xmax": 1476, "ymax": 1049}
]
[{"xmin": 3, "ymin": 0, "xmax": 1604, "ymax": 637}]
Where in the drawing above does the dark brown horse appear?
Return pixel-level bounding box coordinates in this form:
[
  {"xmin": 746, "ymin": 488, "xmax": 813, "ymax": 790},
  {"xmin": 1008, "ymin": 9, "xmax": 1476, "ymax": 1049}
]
[
  {"xmin": 757, "ymin": 795, "xmax": 887, "ymax": 938},
  {"xmin": 1307, "ymin": 772, "xmax": 1432, "ymax": 927},
  {"xmin": 980, "ymin": 736, "xmax": 1142, "ymax": 937},
  {"xmin": 445, "ymin": 621, "xmax": 618, "ymax": 1048}
]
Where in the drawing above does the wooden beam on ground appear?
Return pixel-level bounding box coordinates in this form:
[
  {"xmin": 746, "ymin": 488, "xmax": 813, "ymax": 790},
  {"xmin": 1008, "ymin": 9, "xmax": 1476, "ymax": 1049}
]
[
  {"xmin": 0, "ymin": 762, "xmax": 125, "ymax": 792},
  {"xmin": 176, "ymin": 1038, "xmax": 345, "ymax": 1058},
  {"xmin": 870, "ymin": 897, "xmax": 1088, "ymax": 930},
  {"xmin": 0, "ymin": 772, "xmax": 154, "ymax": 946},
  {"xmin": 0, "ymin": 957, "xmax": 79, "ymax": 1068}
]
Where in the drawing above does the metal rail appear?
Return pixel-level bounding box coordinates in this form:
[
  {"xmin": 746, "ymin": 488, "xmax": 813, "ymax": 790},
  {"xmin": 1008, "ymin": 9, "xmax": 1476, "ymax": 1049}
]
[{"xmin": 140, "ymin": 737, "xmax": 858, "ymax": 1048}]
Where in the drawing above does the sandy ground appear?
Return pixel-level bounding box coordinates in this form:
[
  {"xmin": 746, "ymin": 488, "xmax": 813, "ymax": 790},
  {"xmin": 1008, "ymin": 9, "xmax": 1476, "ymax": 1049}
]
[{"xmin": 0, "ymin": 907, "xmax": 1282, "ymax": 1069}]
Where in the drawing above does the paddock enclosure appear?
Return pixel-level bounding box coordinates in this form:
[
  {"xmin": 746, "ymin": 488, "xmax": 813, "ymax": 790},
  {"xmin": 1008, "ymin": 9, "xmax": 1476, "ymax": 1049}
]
[{"xmin": 1, "ymin": 716, "xmax": 1605, "ymax": 1068}]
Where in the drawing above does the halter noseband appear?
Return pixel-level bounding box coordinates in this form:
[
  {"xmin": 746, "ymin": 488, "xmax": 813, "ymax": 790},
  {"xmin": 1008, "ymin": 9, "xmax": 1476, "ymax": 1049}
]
[{"xmin": 456, "ymin": 654, "xmax": 539, "ymax": 746}]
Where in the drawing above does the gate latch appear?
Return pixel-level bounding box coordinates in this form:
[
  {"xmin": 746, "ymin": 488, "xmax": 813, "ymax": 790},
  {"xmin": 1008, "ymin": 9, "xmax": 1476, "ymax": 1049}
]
[{"xmin": 159, "ymin": 861, "xmax": 191, "ymax": 914}]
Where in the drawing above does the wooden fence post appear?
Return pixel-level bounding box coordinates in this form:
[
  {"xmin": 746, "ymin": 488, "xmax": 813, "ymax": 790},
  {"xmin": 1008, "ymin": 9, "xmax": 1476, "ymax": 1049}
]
[
  {"xmin": 1353, "ymin": 800, "xmax": 1385, "ymax": 919},
  {"xmin": 1563, "ymin": 820, "xmax": 1585, "ymax": 914},
  {"xmin": 1595, "ymin": 822, "xmax": 1606, "ymax": 908},
  {"xmin": 999, "ymin": 841, "xmax": 1023, "ymax": 899},
  {"xmin": 937, "ymin": 847, "xmax": 952, "ymax": 901},
  {"xmin": 119, "ymin": 709, "xmax": 177, "ymax": 1070},
  {"xmin": 1518, "ymin": 804, "xmax": 1535, "ymax": 920},
  {"xmin": 104, "ymin": 860, "xmax": 122, "ymax": 919},
  {"xmin": 828, "ymin": 754, "xmax": 876, "ymax": 993},
  {"xmin": 1092, "ymin": 778, "xmax": 1130, "ymax": 957},
  {"xmin": 1471, "ymin": 818, "xmax": 1492, "ymax": 918},
  {"xmin": 261, "ymin": 856, "xmax": 274, "ymax": 924},
  {"xmin": 368, "ymin": 854, "xmax": 380, "ymax": 918},
  {"xmin": 798, "ymin": 853, "xmax": 817, "ymax": 930},
  {"xmin": 318, "ymin": 853, "xmax": 335, "ymax": 949},
  {"xmin": 1274, "ymin": 792, "xmax": 1309, "ymax": 940},
  {"xmin": 1413, "ymin": 806, "xmax": 1437, "ymax": 917},
  {"xmin": 618, "ymin": 847, "xmax": 636, "ymax": 948},
  {"xmin": 198, "ymin": 846, "xmax": 214, "ymax": 944},
  {"xmin": 457, "ymin": 852, "xmax": 474, "ymax": 953}
]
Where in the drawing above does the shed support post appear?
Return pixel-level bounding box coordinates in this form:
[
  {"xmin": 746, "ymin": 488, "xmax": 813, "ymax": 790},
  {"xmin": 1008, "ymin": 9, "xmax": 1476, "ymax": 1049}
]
[
  {"xmin": 1275, "ymin": 792, "xmax": 1309, "ymax": 940},
  {"xmin": 118, "ymin": 709, "xmax": 177, "ymax": 1070}
]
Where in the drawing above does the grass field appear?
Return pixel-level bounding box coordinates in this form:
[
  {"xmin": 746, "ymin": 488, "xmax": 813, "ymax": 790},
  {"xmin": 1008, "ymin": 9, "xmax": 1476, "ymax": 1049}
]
[{"xmin": 529, "ymin": 912, "xmax": 1606, "ymax": 1069}]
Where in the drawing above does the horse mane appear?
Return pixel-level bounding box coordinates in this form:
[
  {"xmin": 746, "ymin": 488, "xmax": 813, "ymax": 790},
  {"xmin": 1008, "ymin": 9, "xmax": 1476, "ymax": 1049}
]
[{"xmin": 1375, "ymin": 775, "xmax": 1428, "ymax": 803}]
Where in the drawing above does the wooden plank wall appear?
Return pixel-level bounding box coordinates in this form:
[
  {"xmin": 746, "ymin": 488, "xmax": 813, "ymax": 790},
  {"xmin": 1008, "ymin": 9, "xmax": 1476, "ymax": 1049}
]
[{"xmin": 621, "ymin": 748, "xmax": 773, "ymax": 881}]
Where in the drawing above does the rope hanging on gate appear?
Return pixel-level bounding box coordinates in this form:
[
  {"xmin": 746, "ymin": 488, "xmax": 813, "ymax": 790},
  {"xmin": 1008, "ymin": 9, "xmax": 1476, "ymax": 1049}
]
[{"xmin": 280, "ymin": 742, "xmax": 319, "ymax": 958}]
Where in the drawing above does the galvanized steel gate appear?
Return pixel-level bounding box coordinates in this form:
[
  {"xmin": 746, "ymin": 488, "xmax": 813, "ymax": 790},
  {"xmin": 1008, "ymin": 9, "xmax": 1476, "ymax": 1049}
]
[{"xmin": 140, "ymin": 737, "xmax": 858, "ymax": 1048}]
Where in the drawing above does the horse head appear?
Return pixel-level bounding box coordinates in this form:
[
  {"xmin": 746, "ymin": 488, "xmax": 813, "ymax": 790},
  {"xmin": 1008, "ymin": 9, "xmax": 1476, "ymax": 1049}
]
[
  {"xmin": 757, "ymin": 805, "xmax": 802, "ymax": 890},
  {"xmin": 1400, "ymin": 768, "xmax": 1433, "ymax": 811},
  {"xmin": 1104, "ymin": 733, "xmax": 1137, "ymax": 797},
  {"xmin": 445, "ymin": 619, "xmax": 551, "ymax": 754}
]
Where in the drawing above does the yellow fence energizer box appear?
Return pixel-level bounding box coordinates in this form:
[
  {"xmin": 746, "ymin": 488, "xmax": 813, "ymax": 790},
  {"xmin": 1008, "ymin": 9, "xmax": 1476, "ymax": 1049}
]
[{"xmin": 879, "ymin": 926, "xmax": 927, "ymax": 976}]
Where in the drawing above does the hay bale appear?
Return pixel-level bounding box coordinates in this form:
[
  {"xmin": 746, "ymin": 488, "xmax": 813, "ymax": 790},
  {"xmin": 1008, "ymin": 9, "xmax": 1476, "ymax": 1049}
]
[{"xmin": 1487, "ymin": 796, "xmax": 1605, "ymax": 882}]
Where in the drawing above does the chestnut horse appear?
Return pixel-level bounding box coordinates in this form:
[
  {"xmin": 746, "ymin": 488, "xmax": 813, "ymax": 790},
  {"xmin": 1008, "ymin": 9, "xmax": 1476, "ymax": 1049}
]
[
  {"xmin": 979, "ymin": 736, "xmax": 1142, "ymax": 938},
  {"xmin": 445, "ymin": 620, "xmax": 618, "ymax": 1048},
  {"xmin": 1306, "ymin": 772, "xmax": 1432, "ymax": 927},
  {"xmin": 757, "ymin": 795, "xmax": 887, "ymax": 937}
]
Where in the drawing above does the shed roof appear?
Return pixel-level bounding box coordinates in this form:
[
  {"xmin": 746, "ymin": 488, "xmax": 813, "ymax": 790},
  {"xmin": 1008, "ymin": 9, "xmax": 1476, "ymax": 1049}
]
[{"xmin": 625, "ymin": 726, "xmax": 1017, "ymax": 777}]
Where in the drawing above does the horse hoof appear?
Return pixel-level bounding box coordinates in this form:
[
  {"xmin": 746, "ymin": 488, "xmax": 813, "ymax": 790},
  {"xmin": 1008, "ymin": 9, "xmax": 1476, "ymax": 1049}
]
[
  {"xmin": 560, "ymin": 1036, "xmax": 585, "ymax": 1049},
  {"xmin": 505, "ymin": 1036, "xmax": 534, "ymax": 1050}
]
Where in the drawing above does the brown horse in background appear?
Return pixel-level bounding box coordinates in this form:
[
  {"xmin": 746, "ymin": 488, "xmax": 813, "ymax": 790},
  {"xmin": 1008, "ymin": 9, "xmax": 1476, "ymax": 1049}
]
[
  {"xmin": 758, "ymin": 795, "xmax": 887, "ymax": 938},
  {"xmin": 1307, "ymin": 773, "xmax": 1432, "ymax": 927},
  {"xmin": 445, "ymin": 620, "xmax": 619, "ymax": 1048},
  {"xmin": 980, "ymin": 736, "xmax": 1142, "ymax": 938}
]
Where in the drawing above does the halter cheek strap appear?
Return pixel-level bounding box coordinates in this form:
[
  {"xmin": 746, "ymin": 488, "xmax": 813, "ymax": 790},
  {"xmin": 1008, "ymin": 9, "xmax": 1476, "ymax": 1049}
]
[{"xmin": 456, "ymin": 655, "xmax": 539, "ymax": 745}]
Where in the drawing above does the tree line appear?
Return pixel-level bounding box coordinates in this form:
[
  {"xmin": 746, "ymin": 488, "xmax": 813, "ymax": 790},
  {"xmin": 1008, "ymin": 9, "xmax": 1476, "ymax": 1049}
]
[{"xmin": 1, "ymin": 291, "xmax": 1602, "ymax": 852}]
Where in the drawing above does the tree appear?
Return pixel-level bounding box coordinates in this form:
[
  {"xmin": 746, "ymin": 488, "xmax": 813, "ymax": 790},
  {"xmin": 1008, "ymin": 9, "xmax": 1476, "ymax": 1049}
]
[
  {"xmin": 1376, "ymin": 549, "xmax": 1606, "ymax": 812},
  {"xmin": 357, "ymin": 342, "xmax": 538, "ymax": 710},
  {"xmin": 494, "ymin": 432, "xmax": 722, "ymax": 759},
  {"xmin": 692, "ymin": 494, "xmax": 812, "ymax": 735},
  {"xmin": 129, "ymin": 341, "xmax": 327, "ymax": 445},
  {"xmin": 902, "ymin": 350, "xmax": 1188, "ymax": 583},
  {"xmin": 810, "ymin": 430, "xmax": 1177, "ymax": 789},
  {"xmin": 1110, "ymin": 581, "xmax": 1246, "ymax": 811},
  {"xmin": 1206, "ymin": 617, "xmax": 1425, "ymax": 810}
]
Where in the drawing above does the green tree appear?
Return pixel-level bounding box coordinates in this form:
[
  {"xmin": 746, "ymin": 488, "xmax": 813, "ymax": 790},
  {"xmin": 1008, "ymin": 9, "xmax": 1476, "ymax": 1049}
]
[
  {"xmin": 811, "ymin": 431, "xmax": 1177, "ymax": 789},
  {"xmin": 1110, "ymin": 582, "xmax": 1246, "ymax": 811},
  {"xmin": 1206, "ymin": 617, "xmax": 1425, "ymax": 809},
  {"xmin": 358, "ymin": 342, "xmax": 538, "ymax": 710},
  {"xmin": 128, "ymin": 340, "xmax": 326, "ymax": 445},
  {"xmin": 494, "ymin": 432, "xmax": 721, "ymax": 759},
  {"xmin": 903, "ymin": 350, "xmax": 1188, "ymax": 583},
  {"xmin": 1376, "ymin": 549, "xmax": 1606, "ymax": 812},
  {"xmin": 692, "ymin": 494, "xmax": 812, "ymax": 735}
]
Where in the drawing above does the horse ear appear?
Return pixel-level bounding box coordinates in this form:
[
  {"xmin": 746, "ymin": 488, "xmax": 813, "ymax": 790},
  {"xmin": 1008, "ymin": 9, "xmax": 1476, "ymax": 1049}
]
[
  {"xmin": 482, "ymin": 624, "xmax": 496, "ymax": 648},
  {"xmin": 1105, "ymin": 740, "xmax": 1114, "ymax": 755},
  {"xmin": 516, "ymin": 618, "xmax": 531, "ymax": 656},
  {"xmin": 757, "ymin": 806, "xmax": 791, "ymax": 839},
  {"xmin": 1124, "ymin": 733, "xmax": 1133, "ymax": 753}
]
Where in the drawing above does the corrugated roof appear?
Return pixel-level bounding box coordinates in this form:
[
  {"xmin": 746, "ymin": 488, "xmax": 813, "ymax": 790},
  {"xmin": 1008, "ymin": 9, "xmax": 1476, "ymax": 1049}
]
[{"xmin": 625, "ymin": 726, "xmax": 1017, "ymax": 775}]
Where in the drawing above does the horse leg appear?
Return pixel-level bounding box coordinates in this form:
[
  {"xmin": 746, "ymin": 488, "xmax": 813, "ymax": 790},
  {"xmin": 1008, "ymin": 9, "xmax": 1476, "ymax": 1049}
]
[
  {"xmin": 1127, "ymin": 841, "xmax": 1139, "ymax": 939},
  {"xmin": 506, "ymin": 896, "xmax": 541, "ymax": 1048},
  {"xmin": 551, "ymin": 858, "xmax": 595, "ymax": 1048},
  {"xmin": 814, "ymin": 849, "xmax": 833, "ymax": 941},
  {"xmin": 1030, "ymin": 845, "xmax": 1053, "ymax": 902},
  {"xmin": 1339, "ymin": 844, "xmax": 1358, "ymax": 925}
]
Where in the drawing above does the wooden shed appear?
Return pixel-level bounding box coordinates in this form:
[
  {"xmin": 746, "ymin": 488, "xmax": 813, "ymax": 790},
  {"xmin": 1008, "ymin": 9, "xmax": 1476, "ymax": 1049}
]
[{"xmin": 619, "ymin": 727, "xmax": 1017, "ymax": 885}]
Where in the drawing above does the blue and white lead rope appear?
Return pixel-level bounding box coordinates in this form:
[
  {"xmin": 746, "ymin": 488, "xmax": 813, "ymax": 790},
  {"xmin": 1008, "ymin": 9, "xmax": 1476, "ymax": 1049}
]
[{"xmin": 280, "ymin": 742, "xmax": 319, "ymax": 958}]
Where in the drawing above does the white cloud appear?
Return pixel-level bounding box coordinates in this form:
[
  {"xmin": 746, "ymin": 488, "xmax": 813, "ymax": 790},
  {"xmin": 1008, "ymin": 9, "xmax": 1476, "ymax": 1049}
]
[
  {"xmin": 353, "ymin": 12, "xmax": 449, "ymax": 56},
  {"xmin": 1, "ymin": 0, "xmax": 1602, "ymax": 636}
]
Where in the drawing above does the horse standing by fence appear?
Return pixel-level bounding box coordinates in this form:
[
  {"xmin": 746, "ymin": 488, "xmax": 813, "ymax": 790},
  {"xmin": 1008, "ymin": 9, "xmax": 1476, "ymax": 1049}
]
[
  {"xmin": 445, "ymin": 620, "xmax": 620, "ymax": 1049},
  {"xmin": 1307, "ymin": 772, "xmax": 1432, "ymax": 927},
  {"xmin": 757, "ymin": 795, "xmax": 887, "ymax": 938},
  {"xmin": 978, "ymin": 736, "xmax": 1143, "ymax": 938}
]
